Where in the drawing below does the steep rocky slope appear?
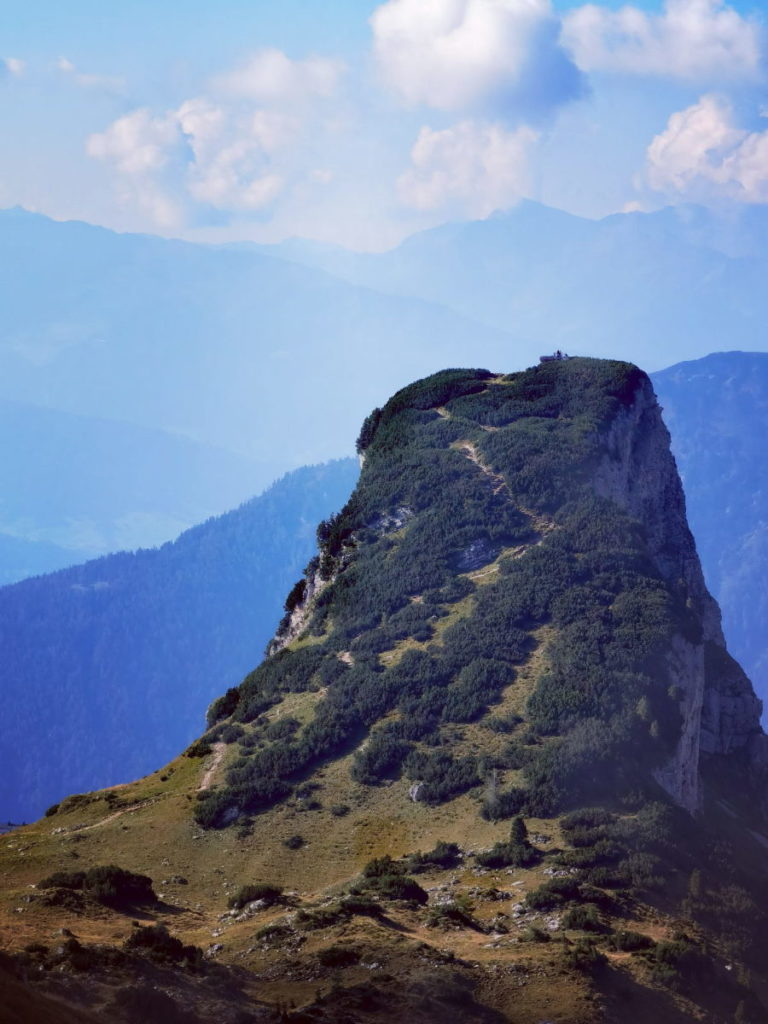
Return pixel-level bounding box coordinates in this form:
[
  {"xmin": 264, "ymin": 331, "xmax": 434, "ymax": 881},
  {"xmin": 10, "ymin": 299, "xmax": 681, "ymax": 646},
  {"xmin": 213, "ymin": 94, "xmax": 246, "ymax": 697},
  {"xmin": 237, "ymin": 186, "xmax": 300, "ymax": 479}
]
[{"xmin": 1, "ymin": 359, "xmax": 767, "ymax": 1024}]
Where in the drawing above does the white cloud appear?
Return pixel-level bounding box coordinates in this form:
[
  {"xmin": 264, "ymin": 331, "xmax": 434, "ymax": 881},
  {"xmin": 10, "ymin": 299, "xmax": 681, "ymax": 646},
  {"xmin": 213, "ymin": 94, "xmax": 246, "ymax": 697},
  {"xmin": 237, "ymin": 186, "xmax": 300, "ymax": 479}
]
[
  {"xmin": 562, "ymin": 0, "xmax": 763, "ymax": 80},
  {"xmin": 174, "ymin": 98, "xmax": 294, "ymax": 210},
  {"xmin": 87, "ymin": 108, "xmax": 181, "ymax": 176},
  {"xmin": 2, "ymin": 57, "xmax": 25, "ymax": 77},
  {"xmin": 398, "ymin": 119, "xmax": 538, "ymax": 215},
  {"xmin": 212, "ymin": 49, "xmax": 344, "ymax": 103},
  {"xmin": 645, "ymin": 94, "xmax": 768, "ymax": 203},
  {"xmin": 87, "ymin": 109, "xmax": 185, "ymax": 226},
  {"xmin": 370, "ymin": 0, "xmax": 584, "ymax": 118},
  {"xmin": 56, "ymin": 55, "xmax": 126, "ymax": 93},
  {"xmin": 86, "ymin": 50, "xmax": 343, "ymax": 227}
]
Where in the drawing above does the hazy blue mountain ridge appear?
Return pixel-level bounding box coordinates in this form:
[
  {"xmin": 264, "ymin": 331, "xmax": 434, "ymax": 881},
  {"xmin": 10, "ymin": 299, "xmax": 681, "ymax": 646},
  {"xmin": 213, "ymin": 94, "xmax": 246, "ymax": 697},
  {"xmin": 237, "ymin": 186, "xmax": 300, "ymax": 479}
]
[
  {"xmin": 0, "ymin": 397, "xmax": 277, "ymax": 577},
  {"xmin": 653, "ymin": 352, "xmax": 768, "ymax": 723},
  {"xmin": 0, "ymin": 207, "xmax": 517, "ymax": 466},
  {"xmin": 265, "ymin": 202, "xmax": 768, "ymax": 372}
]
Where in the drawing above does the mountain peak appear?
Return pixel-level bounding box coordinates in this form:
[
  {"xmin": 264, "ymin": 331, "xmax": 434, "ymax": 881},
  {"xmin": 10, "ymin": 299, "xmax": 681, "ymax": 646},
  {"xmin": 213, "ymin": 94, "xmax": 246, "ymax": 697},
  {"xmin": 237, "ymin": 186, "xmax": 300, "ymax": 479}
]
[{"xmin": 3, "ymin": 358, "xmax": 768, "ymax": 1023}]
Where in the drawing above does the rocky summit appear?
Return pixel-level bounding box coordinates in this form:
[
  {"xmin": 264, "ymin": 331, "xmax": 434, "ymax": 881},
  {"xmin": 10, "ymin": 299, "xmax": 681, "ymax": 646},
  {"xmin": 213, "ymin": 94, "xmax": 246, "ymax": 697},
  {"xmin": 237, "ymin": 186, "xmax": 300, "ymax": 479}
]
[{"xmin": 2, "ymin": 358, "xmax": 767, "ymax": 1024}]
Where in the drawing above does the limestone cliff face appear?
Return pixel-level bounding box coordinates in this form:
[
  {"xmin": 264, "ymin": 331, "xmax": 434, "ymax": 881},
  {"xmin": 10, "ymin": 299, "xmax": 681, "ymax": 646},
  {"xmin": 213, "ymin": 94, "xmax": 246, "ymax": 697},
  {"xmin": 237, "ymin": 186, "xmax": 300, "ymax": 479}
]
[
  {"xmin": 594, "ymin": 376, "xmax": 763, "ymax": 810},
  {"xmin": 267, "ymin": 567, "xmax": 327, "ymax": 657}
]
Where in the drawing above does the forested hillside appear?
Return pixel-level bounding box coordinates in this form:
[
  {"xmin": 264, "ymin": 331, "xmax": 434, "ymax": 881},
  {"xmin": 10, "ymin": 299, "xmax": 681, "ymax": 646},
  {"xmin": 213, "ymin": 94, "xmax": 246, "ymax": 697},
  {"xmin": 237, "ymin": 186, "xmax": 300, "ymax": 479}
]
[{"xmin": 0, "ymin": 459, "xmax": 358, "ymax": 822}]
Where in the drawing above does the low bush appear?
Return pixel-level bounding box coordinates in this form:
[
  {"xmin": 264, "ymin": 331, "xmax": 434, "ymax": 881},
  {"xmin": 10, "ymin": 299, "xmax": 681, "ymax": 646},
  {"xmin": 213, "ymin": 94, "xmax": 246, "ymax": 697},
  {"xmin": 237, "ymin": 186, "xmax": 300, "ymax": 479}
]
[
  {"xmin": 228, "ymin": 884, "xmax": 283, "ymax": 910},
  {"xmin": 565, "ymin": 938, "xmax": 607, "ymax": 972},
  {"xmin": 562, "ymin": 903, "xmax": 607, "ymax": 933},
  {"xmin": 353, "ymin": 872, "xmax": 428, "ymax": 905},
  {"xmin": 405, "ymin": 841, "xmax": 462, "ymax": 873},
  {"xmin": 185, "ymin": 739, "xmax": 212, "ymax": 758},
  {"xmin": 525, "ymin": 877, "xmax": 582, "ymax": 910},
  {"xmin": 607, "ymin": 929, "xmax": 655, "ymax": 952},
  {"xmin": 426, "ymin": 903, "xmax": 476, "ymax": 930},
  {"xmin": 38, "ymin": 865, "xmax": 156, "ymax": 908},
  {"xmin": 38, "ymin": 871, "xmax": 86, "ymax": 890},
  {"xmin": 124, "ymin": 924, "xmax": 201, "ymax": 965},
  {"xmin": 317, "ymin": 945, "xmax": 360, "ymax": 968}
]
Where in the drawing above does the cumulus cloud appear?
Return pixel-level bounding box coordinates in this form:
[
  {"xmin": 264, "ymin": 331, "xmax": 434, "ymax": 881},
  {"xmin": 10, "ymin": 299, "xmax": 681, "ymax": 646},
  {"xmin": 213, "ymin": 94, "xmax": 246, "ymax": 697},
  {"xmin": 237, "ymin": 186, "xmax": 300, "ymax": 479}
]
[
  {"xmin": 371, "ymin": 0, "xmax": 584, "ymax": 119},
  {"xmin": 645, "ymin": 94, "xmax": 768, "ymax": 203},
  {"xmin": 2, "ymin": 57, "xmax": 25, "ymax": 77},
  {"xmin": 562, "ymin": 0, "xmax": 763, "ymax": 80},
  {"xmin": 398, "ymin": 119, "xmax": 538, "ymax": 216},
  {"xmin": 212, "ymin": 49, "xmax": 344, "ymax": 102},
  {"xmin": 87, "ymin": 50, "xmax": 341, "ymax": 227},
  {"xmin": 86, "ymin": 109, "xmax": 186, "ymax": 226}
]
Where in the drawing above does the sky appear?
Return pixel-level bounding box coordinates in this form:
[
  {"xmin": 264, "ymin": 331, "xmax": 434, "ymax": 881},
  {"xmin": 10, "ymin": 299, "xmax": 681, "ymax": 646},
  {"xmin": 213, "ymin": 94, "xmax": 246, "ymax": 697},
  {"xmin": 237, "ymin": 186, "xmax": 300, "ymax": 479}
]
[{"xmin": 1, "ymin": 0, "xmax": 767, "ymax": 249}]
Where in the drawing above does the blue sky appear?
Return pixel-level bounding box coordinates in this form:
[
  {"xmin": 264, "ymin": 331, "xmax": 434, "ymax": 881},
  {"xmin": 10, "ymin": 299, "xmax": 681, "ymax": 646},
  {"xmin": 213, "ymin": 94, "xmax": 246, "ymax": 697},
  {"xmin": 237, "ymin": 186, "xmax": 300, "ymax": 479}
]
[{"xmin": 2, "ymin": 0, "xmax": 767, "ymax": 248}]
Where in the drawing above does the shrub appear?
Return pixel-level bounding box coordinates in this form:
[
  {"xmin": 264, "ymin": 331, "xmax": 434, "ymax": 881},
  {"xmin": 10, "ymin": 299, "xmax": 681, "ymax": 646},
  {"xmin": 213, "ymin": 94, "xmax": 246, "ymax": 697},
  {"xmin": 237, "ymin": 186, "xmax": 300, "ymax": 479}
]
[
  {"xmin": 84, "ymin": 865, "xmax": 156, "ymax": 908},
  {"xmin": 561, "ymin": 808, "xmax": 616, "ymax": 832},
  {"xmin": 405, "ymin": 841, "xmax": 462, "ymax": 873},
  {"xmin": 607, "ymin": 930, "xmax": 654, "ymax": 952},
  {"xmin": 338, "ymin": 895, "xmax": 381, "ymax": 917},
  {"xmin": 217, "ymin": 723, "xmax": 244, "ymax": 744},
  {"xmin": 565, "ymin": 938, "xmax": 607, "ymax": 972},
  {"xmin": 481, "ymin": 786, "xmax": 528, "ymax": 822},
  {"xmin": 485, "ymin": 714, "xmax": 522, "ymax": 734},
  {"xmin": 525, "ymin": 877, "xmax": 582, "ymax": 910},
  {"xmin": 38, "ymin": 865, "xmax": 156, "ymax": 908},
  {"xmin": 265, "ymin": 717, "xmax": 300, "ymax": 741},
  {"xmin": 44, "ymin": 803, "xmax": 60, "ymax": 817},
  {"xmin": 124, "ymin": 924, "xmax": 201, "ymax": 965},
  {"xmin": 185, "ymin": 739, "xmax": 212, "ymax": 758},
  {"xmin": 228, "ymin": 884, "xmax": 283, "ymax": 910},
  {"xmin": 317, "ymin": 945, "xmax": 360, "ymax": 968},
  {"xmin": 562, "ymin": 903, "xmax": 607, "ymax": 933},
  {"xmin": 284, "ymin": 834, "xmax": 304, "ymax": 850},
  {"xmin": 477, "ymin": 817, "xmax": 538, "ymax": 869},
  {"xmin": 207, "ymin": 687, "xmax": 240, "ymax": 726},
  {"xmin": 583, "ymin": 866, "xmax": 630, "ymax": 889},
  {"xmin": 38, "ymin": 871, "xmax": 86, "ymax": 890},
  {"xmin": 426, "ymin": 903, "xmax": 476, "ymax": 929},
  {"xmin": 354, "ymin": 873, "xmax": 428, "ymax": 905},
  {"xmin": 256, "ymin": 923, "xmax": 293, "ymax": 944},
  {"xmin": 330, "ymin": 803, "xmax": 350, "ymax": 817},
  {"xmin": 362, "ymin": 855, "xmax": 405, "ymax": 878}
]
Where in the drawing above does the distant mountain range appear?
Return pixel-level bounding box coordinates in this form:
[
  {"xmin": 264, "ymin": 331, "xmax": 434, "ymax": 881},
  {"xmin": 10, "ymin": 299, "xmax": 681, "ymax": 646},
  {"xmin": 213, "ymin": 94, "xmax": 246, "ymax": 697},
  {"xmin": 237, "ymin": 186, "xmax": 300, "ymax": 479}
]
[
  {"xmin": 0, "ymin": 206, "xmax": 514, "ymax": 465},
  {"xmin": 3, "ymin": 202, "xmax": 768, "ymax": 584},
  {"xmin": 265, "ymin": 201, "xmax": 768, "ymax": 373},
  {"xmin": 0, "ymin": 459, "xmax": 358, "ymax": 821},
  {"xmin": 653, "ymin": 352, "xmax": 768, "ymax": 726},
  {"xmin": 0, "ymin": 397, "xmax": 276, "ymax": 582}
]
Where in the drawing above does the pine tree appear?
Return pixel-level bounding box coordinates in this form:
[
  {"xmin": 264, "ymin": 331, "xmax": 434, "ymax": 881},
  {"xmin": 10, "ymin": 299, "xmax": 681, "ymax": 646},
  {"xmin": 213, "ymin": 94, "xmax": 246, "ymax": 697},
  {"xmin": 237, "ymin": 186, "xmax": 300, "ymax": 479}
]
[{"xmin": 510, "ymin": 816, "xmax": 529, "ymax": 847}]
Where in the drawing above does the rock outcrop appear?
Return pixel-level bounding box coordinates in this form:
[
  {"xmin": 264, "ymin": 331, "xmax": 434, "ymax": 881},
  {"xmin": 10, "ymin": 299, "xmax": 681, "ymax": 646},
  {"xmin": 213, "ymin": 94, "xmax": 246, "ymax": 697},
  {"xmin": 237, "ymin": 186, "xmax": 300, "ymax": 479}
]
[{"xmin": 594, "ymin": 376, "xmax": 763, "ymax": 810}]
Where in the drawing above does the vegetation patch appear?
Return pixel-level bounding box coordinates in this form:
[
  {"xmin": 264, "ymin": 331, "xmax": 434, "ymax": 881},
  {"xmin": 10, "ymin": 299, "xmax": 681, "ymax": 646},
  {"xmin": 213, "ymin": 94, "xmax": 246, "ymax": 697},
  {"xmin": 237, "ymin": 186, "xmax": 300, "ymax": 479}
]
[{"xmin": 38, "ymin": 865, "xmax": 156, "ymax": 908}]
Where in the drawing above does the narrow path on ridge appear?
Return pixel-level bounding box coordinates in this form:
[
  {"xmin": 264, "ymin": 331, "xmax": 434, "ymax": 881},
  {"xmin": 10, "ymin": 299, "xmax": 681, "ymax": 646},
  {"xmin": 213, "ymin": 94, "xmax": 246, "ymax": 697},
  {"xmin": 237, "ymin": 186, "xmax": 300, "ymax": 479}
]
[{"xmin": 199, "ymin": 742, "xmax": 227, "ymax": 792}]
